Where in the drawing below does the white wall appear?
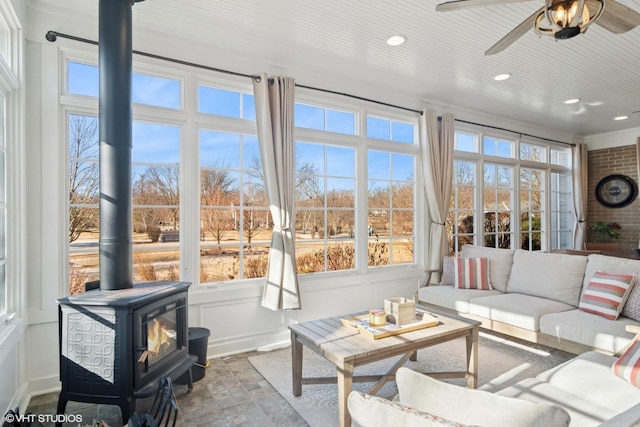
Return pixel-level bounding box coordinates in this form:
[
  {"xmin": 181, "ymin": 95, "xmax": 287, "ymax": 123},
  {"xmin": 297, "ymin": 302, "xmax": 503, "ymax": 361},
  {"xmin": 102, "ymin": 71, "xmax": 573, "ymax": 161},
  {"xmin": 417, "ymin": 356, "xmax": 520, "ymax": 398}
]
[{"xmin": 585, "ymin": 127, "xmax": 640, "ymax": 150}]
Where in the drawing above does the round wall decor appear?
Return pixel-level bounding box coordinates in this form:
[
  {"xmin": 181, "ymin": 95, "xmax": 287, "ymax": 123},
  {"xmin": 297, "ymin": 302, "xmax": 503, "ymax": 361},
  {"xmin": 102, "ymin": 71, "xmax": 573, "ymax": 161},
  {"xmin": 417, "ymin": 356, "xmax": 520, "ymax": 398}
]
[{"xmin": 595, "ymin": 174, "xmax": 638, "ymax": 208}]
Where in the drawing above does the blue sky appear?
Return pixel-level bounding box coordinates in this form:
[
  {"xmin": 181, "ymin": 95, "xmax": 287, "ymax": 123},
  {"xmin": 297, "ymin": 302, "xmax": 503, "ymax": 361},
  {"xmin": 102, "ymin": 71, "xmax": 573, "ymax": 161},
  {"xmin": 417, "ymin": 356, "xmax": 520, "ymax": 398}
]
[{"xmin": 68, "ymin": 61, "xmax": 416, "ymax": 186}]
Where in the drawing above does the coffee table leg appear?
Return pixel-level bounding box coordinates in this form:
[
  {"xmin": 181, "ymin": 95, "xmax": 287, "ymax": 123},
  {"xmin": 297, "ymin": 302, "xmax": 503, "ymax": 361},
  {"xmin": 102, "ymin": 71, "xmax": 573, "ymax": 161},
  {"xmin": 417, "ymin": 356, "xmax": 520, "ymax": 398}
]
[
  {"xmin": 337, "ymin": 362, "xmax": 354, "ymax": 427},
  {"xmin": 466, "ymin": 326, "xmax": 479, "ymax": 389},
  {"xmin": 291, "ymin": 330, "xmax": 303, "ymax": 397}
]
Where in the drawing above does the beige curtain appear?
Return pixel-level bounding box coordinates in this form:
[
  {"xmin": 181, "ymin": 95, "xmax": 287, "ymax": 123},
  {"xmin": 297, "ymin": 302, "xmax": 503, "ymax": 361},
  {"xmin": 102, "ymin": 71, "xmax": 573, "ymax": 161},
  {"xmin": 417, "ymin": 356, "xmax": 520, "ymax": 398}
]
[
  {"xmin": 419, "ymin": 109, "xmax": 455, "ymax": 272},
  {"xmin": 572, "ymin": 143, "xmax": 588, "ymax": 249},
  {"xmin": 253, "ymin": 73, "xmax": 300, "ymax": 311}
]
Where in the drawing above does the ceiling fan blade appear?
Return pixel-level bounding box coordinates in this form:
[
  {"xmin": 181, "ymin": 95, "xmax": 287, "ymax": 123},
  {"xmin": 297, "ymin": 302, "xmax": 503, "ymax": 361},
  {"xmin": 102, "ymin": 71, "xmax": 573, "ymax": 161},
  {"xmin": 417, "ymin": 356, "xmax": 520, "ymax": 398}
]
[
  {"xmin": 596, "ymin": 0, "xmax": 640, "ymax": 34},
  {"xmin": 436, "ymin": 0, "xmax": 532, "ymax": 12},
  {"xmin": 485, "ymin": 6, "xmax": 544, "ymax": 55}
]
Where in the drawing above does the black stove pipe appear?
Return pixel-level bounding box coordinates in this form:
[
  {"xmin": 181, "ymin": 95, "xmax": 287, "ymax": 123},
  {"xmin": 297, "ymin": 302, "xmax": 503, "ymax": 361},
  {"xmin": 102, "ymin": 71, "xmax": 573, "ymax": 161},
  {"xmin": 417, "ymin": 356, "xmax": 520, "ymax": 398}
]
[{"xmin": 98, "ymin": 0, "xmax": 135, "ymax": 290}]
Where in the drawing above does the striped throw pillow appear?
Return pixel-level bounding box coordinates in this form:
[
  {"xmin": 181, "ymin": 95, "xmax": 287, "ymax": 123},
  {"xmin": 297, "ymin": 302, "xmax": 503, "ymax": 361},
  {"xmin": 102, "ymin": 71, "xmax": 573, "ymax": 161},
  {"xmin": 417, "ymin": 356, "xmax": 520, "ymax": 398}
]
[
  {"xmin": 579, "ymin": 271, "xmax": 635, "ymax": 320},
  {"xmin": 454, "ymin": 257, "xmax": 491, "ymax": 290},
  {"xmin": 613, "ymin": 334, "xmax": 640, "ymax": 387}
]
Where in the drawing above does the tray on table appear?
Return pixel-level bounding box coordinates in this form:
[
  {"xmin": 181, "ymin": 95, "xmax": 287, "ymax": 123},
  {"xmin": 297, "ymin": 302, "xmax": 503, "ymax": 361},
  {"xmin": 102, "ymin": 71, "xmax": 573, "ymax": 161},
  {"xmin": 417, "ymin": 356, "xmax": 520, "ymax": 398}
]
[{"xmin": 340, "ymin": 308, "xmax": 440, "ymax": 339}]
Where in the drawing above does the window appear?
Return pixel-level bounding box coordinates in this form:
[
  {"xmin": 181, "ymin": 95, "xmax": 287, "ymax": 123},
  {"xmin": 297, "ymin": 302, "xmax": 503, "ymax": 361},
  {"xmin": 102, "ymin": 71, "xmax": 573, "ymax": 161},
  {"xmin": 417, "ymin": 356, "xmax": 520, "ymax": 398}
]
[
  {"xmin": 520, "ymin": 142, "xmax": 547, "ymax": 163},
  {"xmin": 67, "ymin": 114, "xmax": 99, "ymax": 294},
  {"xmin": 295, "ymin": 142, "xmax": 356, "ymax": 273},
  {"xmin": 483, "ymin": 137, "xmax": 514, "ymax": 158},
  {"xmin": 199, "ymin": 131, "xmax": 269, "ymax": 282},
  {"xmin": 483, "ymin": 163, "xmax": 513, "ymax": 248},
  {"xmin": 368, "ymin": 151, "xmax": 415, "ymax": 266},
  {"xmin": 198, "ymin": 85, "xmax": 255, "ymax": 119},
  {"xmin": 550, "ymin": 172, "xmax": 573, "ymax": 249},
  {"xmin": 450, "ymin": 127, "xmax": 572, "ymax": 253},
  {"xmin": 68, "ymin": 61, "xmax": 182, "ymax": 110},
  {"xmin": 65, "ymin": 59, "xmax": 421, "ymax": 289},
  {"xmin": 367, "ymin": 116, "xmax": 415, "ymax": 143},
  {"xmin": 520, "ymin": 168, "xmax": 544, "ymax": 250},
  {"xmin": 448, "ymin": 160, "xmax": 476, "ymax": 254},
  {"xmin": 295, "ymin": 103, "xmax": 356, "ymax": 135},
  {"xmin": 0, "ymin": 94, "xmax": 5, "ymax": 313}
]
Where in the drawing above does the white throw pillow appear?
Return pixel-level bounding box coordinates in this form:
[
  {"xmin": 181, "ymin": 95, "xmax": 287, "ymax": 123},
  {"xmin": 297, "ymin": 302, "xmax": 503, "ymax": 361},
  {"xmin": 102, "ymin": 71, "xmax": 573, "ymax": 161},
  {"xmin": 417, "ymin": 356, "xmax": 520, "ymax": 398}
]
[{"xmin": 396, "ymin": 367, "xmax": 571, "ymax": 427}]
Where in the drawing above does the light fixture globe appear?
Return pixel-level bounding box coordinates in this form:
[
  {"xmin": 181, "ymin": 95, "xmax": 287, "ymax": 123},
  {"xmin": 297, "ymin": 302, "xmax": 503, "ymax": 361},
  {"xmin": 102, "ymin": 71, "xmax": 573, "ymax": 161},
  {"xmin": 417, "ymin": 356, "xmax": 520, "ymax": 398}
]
[{"xmin": 534, "ymin": 0, "xmax": 605, "ymax": 39}]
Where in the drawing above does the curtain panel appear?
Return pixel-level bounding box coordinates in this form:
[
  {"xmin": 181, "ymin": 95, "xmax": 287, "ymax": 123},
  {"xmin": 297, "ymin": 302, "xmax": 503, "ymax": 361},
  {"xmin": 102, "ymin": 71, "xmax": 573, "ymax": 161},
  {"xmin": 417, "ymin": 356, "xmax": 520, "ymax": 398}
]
[
  {"xmin": 253, "ymin": 73, "xmax": 301, "ymax": 311},
  {"xmin": 419, "ymin": 109, "xmax": 455, "ymax": 275},
  {"xmin": 572, "ymin": 143, "xmax": 588, "ymax": 250}
]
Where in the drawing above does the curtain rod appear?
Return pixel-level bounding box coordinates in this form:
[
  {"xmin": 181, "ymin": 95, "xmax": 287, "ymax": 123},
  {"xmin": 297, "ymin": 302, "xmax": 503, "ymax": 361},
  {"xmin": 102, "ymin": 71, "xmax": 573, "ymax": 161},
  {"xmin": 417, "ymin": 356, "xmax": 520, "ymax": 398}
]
[
  {"xmin": 45, "ymin": 30, "xmax": 422, "ymax": 115},
  {"xmin": 443, "ymin": 117, "xmax": 574, "ymax": 147},
  {"xmin": 46, "ymin": 30, "xmax": 573, "ymax": 145}
]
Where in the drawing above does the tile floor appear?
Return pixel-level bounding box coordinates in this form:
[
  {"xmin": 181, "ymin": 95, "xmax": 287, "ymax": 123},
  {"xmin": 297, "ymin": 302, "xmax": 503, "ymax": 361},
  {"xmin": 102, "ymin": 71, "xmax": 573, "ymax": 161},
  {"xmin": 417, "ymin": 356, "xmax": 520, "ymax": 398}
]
[{"xmin": 26, "ymin": 350, "xmax": 308, "ymax": 427}]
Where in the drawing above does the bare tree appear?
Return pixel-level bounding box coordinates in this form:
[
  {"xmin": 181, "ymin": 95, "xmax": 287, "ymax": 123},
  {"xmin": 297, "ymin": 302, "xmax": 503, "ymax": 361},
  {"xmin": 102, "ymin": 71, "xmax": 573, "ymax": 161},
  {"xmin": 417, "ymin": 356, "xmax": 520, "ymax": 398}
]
[
  {"xmin": 68, "ymin": 115, "xmax": 99, "ymax": 242},
  {"xmin": 201, "ymin": 168, "xmax": 236, "ymax": 244},
  {"xmin": 139, "ymin": 166, "xmax": 180, "ymax": 229}
]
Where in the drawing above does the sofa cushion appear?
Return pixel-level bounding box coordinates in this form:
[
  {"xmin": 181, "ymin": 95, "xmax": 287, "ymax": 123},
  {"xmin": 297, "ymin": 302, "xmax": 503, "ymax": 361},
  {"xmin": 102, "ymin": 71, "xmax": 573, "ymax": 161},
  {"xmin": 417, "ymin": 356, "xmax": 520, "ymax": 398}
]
[
  {"xmin": 506, "ymin": 250, "xmax": 587, "ymax": 306},
  {"xmin": 461, "ymin": 245, "xmax": 514, "ymax": 292},
  {"xmin": 613, "ymin": 334, "xmax": 640, "ymax": 387},
  {"xmin": 454, "ymin": 257, "xmax": 491, "ymax": 290},
  {"xmin": 578, "ymin": 271, "xmax": 635, "ymax": 320},
  {"xmin": 622, "ymin": 273, "xmax": 640, "ymax": 322},
  {"xmin": 497, "ymin": 377, "xmax": 616, "ymax": 427},
  {"xmin": 535, "ymin": 351, "xmax": 640, "ymax": 412},
  {"xmin": 348, "ymin": 391, "xmax": 472, "ymax": 427},
  {"xmin": 539, "ymin": 309, "xmax": 638, "ymax": 354},
  {"xmin": 396, "ymin": 367, "xmax": 570, "ymax": 427},
  {"xmin": 418, "ymin": 285, "xmax": 502, "ymax": 313},
  {"xmin": 468, "ymin": 293, "xmax": 574, "ymax": 331}
]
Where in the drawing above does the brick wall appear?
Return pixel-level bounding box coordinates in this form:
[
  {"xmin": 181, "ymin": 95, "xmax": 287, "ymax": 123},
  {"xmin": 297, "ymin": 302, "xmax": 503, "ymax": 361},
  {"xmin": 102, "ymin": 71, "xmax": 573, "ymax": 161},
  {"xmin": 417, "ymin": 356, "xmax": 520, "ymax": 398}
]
[{"xmin": 587, "ymin": 144, "xmax": 640, "ymax": 249}]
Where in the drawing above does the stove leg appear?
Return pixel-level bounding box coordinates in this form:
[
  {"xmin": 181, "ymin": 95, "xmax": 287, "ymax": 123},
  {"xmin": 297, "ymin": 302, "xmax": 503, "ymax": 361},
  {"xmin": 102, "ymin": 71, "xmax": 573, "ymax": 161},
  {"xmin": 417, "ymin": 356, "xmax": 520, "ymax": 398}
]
[{"xmin": 55, "ymin": 395, "xmax": 68, "ymax": 427}]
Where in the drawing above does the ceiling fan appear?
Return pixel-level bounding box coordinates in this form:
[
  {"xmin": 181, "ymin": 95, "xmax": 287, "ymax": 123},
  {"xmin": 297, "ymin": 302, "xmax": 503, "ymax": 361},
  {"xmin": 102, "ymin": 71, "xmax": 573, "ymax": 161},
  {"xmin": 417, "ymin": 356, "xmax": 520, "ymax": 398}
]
[{"xmin": 435, "ymin": 0, "xmax": 640, "ymax": 55}]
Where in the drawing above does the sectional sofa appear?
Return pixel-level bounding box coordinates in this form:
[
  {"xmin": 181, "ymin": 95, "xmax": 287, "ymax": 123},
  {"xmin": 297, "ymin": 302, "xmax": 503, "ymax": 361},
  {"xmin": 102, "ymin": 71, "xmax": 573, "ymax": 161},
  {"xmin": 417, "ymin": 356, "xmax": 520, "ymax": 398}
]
[
  {"xmin": 347, "ymin": 245, "xmax": 640, "ymax": 426},
  {"xmin": 417, "ymin": 244, "xmax": 640, "ymax": 355}
]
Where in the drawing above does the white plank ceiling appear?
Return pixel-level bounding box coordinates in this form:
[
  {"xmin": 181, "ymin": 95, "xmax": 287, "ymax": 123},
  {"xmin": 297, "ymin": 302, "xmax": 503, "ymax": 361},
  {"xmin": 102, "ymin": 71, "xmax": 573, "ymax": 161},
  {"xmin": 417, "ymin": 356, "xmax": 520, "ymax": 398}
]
[{"xmin": 28, "ymin": 0, "xmax": 640, "ymax": 137}]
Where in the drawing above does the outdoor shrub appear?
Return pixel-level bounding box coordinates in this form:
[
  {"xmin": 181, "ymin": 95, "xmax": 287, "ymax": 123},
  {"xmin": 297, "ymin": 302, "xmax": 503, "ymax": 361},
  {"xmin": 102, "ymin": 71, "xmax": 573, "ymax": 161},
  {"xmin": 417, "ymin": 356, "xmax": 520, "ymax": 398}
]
[
  {"xmin": 245, "ymin": 255, "xmax": 268, "ymax": 278},
  {"xmin": 368, "ymin": 241, "xmax": 389, "ymax": 266},
  {"xmin": 134, "ymin": 253, "xmax": 157, "ymax": 281},
  {"xmin": 69, "ymin": 268, "xmax": 95, "ymax": 295},
  {"xmin": 146, "ymin": 225, "xmax": 162, "ymax": 243}
]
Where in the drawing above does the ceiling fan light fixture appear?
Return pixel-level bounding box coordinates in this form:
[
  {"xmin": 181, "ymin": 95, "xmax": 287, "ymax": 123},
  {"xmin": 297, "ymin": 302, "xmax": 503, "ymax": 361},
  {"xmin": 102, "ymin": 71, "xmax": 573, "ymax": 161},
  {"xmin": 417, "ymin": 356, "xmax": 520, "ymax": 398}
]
[{"xmin": 534, "ymin": 0, "xmax": 604, "ymax": 39}]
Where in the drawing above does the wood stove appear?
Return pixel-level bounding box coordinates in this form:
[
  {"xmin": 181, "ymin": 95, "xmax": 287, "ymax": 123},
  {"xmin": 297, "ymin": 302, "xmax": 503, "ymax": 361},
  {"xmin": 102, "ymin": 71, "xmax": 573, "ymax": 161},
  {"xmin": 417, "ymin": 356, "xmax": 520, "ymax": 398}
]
[
  {"xmin": 57, "ymin": 2, "xmax": 197, "ymax": 422},
  {"xmin": 57, "ymin": 281, "xmax": 196, "ymax": 420}
]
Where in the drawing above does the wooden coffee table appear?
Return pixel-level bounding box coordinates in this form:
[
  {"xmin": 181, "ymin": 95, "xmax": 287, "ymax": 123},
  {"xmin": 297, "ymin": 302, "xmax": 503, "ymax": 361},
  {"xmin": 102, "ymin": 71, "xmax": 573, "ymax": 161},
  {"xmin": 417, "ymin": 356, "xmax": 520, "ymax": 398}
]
[{"xmin": 289, "ymin": 306, "xmax": 480, "ymax": 427}]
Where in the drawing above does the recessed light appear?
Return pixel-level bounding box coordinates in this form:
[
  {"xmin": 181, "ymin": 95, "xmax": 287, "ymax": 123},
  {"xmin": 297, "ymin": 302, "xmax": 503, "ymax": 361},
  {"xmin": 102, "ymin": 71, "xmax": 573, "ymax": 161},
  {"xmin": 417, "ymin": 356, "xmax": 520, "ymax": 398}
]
[
  {"xmin": 614, "ymin": 115, "xmax": 629, "ymax": 121},
  {"xmin": 564, "ymin": 98, "xmax": 580, "ymax": 104},
  {"xmin": 494, "ymin": 73, "xmax": 511, "ymax": 81},
  {"xmin": 386, "ymin": 35, "xmax": 406, "ymax": 46}
]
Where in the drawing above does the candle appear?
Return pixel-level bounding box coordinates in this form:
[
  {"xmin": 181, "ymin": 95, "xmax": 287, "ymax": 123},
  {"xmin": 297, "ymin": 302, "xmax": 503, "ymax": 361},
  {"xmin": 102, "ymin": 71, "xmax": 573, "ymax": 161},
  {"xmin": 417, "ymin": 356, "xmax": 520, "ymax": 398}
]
[{"xmin": 369, "ymin": 309, "xmax": 387, "ymax": 327}]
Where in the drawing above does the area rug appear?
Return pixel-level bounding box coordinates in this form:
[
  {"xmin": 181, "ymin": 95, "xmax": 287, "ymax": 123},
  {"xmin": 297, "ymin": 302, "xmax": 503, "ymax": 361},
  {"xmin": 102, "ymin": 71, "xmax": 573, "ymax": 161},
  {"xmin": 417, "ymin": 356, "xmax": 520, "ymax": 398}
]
[{"xmin": 248, "ymin": 332, "xmax": 574, "ymax": 427}]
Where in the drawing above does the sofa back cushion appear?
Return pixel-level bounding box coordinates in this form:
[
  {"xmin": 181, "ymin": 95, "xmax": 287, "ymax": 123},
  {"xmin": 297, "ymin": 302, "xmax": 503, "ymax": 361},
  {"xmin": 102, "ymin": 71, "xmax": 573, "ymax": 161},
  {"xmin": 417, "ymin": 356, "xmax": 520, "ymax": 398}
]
[
  {"xmin": 460, "ymin": 245, "xmax": 514, "ymax": 292},
  {"xmin": 506, "ymin": 250, "xmax": 587, "ymax": 306}
]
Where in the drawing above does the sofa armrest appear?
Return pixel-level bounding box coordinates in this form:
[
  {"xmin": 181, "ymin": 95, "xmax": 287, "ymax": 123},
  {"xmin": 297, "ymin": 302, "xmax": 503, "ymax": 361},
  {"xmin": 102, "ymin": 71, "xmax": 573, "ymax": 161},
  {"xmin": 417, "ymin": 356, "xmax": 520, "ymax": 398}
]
[
  {"xmin": 626, "ymin": 324, "xmax": 640, "ymax": 335},
  {"xmin": 424, "ymin": 269, "xmax": 442, "ymax": 287}
]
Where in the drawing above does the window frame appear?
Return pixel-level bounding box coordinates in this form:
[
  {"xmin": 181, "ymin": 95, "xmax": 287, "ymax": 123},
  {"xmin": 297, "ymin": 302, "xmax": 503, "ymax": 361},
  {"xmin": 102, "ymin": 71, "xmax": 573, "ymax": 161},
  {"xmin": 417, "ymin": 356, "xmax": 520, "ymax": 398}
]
[{"xmin": 449, "ymin": 124, "xmax": 573, "ymax": 253}]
